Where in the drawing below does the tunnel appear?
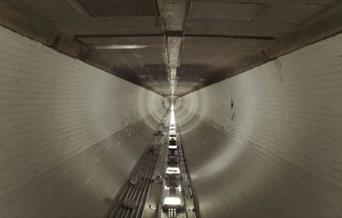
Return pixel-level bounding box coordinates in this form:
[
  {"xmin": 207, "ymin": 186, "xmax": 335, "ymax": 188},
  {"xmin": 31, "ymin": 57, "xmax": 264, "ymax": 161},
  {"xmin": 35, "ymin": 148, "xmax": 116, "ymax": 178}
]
[{"xmin": 1, "ymin": 1, "xmax": 342, "ymax": 218}]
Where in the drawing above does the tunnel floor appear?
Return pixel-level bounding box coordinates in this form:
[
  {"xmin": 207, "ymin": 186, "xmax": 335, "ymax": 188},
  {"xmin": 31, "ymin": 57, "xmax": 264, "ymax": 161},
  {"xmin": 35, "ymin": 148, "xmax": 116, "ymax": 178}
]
[{"xmin": 107, "ymin": 109, "xmax": 199, "ymax": 218}]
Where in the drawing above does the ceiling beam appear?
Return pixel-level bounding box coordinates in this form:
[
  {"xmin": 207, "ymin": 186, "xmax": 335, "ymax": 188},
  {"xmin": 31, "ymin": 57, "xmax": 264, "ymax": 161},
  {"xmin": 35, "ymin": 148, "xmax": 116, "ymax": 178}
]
[{"xmin": 75, "ymin": 33, "xmax": 276, "ymax": 40}]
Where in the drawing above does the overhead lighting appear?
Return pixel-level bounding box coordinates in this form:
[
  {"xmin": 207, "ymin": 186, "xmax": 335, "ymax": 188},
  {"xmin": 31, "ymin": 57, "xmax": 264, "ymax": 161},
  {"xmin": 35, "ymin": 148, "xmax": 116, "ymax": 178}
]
[
  {"xmin": 170, "ymin": 105, "xmax": 176, "ymax": 124},
  {"xmin": 168, "ymin": 145, "xmax": 177, "ymax": 149},
  {"xmin": 163, "ymin": 197, "xmax": 181, "ymax": 206},
  {"xmin": 92, "ymin": 44, "xmax": 148, "ymax": 50},
  {"xmin": 166, "ymin": 167, "xmax": 180, "ymax": 174}
]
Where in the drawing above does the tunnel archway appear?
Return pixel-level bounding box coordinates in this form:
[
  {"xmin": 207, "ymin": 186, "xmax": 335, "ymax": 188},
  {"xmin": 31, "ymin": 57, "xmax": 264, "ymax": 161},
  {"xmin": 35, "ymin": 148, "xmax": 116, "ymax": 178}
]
[{"xmin": 0, "ymin": 1, "xmax": 342, "ymax": 218}]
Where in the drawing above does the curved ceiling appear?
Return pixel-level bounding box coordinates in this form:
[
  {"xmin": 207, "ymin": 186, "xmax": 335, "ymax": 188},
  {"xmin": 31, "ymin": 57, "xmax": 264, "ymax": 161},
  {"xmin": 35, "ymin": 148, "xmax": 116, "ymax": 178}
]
[{"xmin": 1, "ymin": 0, "xmax": 342, "ymax": 96}]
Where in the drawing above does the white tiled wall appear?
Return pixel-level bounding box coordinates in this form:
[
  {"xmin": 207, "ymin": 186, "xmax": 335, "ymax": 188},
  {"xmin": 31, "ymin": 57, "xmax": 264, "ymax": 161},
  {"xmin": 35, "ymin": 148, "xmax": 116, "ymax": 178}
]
[
  {"xmin": 183, "ymin": 33, "xmax": 342, "ymax": 217},
  {"xmin": 0, "ymin": 26, "xmax": 164, "ymax": 217}
]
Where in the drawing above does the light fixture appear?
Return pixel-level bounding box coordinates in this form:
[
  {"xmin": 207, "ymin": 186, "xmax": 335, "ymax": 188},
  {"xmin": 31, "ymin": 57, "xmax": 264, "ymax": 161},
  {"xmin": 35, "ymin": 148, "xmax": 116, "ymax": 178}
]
[
  {"xmin": 166, "ymin": 167, "xmax": 180, "ymax": 174},
  {"xmin": 163, "ymin": 197, "xmax": 181, "ymax": 206},
  {"xmin": 92, "ymin": 44, "xmax": 148, "ymax": 50},
  {"xmin": 168, "ymin": 145, "xmax": 177, "ymax": 149},
  {"xmin": 170, "ymin": 104, "xmax": 176, "ymax": 124}
]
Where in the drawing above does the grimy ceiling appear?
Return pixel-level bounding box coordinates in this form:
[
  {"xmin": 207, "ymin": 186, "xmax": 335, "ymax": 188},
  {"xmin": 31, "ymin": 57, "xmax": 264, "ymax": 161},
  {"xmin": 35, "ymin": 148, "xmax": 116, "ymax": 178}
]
[{"xmin": 0, "ymin": 0, "xmax": 342, "ymax": 96}]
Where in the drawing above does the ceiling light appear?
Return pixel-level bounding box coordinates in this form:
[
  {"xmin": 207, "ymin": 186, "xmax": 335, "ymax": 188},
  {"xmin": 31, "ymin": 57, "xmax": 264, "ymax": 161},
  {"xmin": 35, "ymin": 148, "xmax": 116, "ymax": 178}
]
[
  {"xmin": 166, "ymin": 167, "xmax": 180, "ymax": 174},
  {"xmin": 168, "ymin": 145, "xmax": 178, "ymax": 149},
  {"xmin": 92, "ymin": 45, "xmax": 148, "ymax": 50},
  {"xmin": 163, "ymin": 197, "xmax": 181, "ymax": 206}
]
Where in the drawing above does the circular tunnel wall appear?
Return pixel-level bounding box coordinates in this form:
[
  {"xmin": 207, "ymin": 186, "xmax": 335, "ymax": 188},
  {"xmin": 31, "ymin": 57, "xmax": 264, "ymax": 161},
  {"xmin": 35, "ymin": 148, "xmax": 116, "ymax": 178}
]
[
  {"xmin": 0, "ymin": 26, "xmax": 166, "ymax": 218},
  {"xmin": 178, "ymin": 34, "xmax": 342, "ymax": 218},
  {"xmin": 174, "ymin": 93, "xmax": 208, "ymax": 134}
]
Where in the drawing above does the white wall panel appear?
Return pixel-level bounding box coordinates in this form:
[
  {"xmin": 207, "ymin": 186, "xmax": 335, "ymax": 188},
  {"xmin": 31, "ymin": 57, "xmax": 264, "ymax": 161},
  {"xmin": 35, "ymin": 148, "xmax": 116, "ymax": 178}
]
[
  {"xmin": 0, "ymin": 26, "xmax": 164, "ymax": 218},
  {"xmin": 181, "ymin": 33, "xmax": 342, "ymax": 218}
]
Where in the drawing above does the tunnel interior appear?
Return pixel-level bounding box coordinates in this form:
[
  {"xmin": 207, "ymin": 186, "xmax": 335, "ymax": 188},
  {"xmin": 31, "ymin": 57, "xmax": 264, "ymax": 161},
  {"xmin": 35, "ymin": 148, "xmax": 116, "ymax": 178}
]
[{"xmin": 1, "ymin": 0, "xmax": 342, "ymax": 218}]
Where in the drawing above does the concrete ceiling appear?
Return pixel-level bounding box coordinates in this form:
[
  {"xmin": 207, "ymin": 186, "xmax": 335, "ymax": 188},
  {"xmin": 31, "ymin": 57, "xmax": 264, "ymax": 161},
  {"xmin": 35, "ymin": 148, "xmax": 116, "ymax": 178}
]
[{"xmin": 0, "ymin": 0, "xmax": 341, "ymax": 96}]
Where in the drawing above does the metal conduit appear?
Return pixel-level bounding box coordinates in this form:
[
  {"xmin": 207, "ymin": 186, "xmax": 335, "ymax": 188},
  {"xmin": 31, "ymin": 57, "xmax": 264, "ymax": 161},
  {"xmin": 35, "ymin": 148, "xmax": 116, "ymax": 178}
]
[
  {"xmin": 153, "ymin": 108, "xmax": 199, "ymax": 218},
  {"xmin": 108, "ymin": 109, "xmax": 199, "ymax": 218},
  {"xmin": 108, "ymin": 113, "xmax": 169, "ymax": 218}
]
